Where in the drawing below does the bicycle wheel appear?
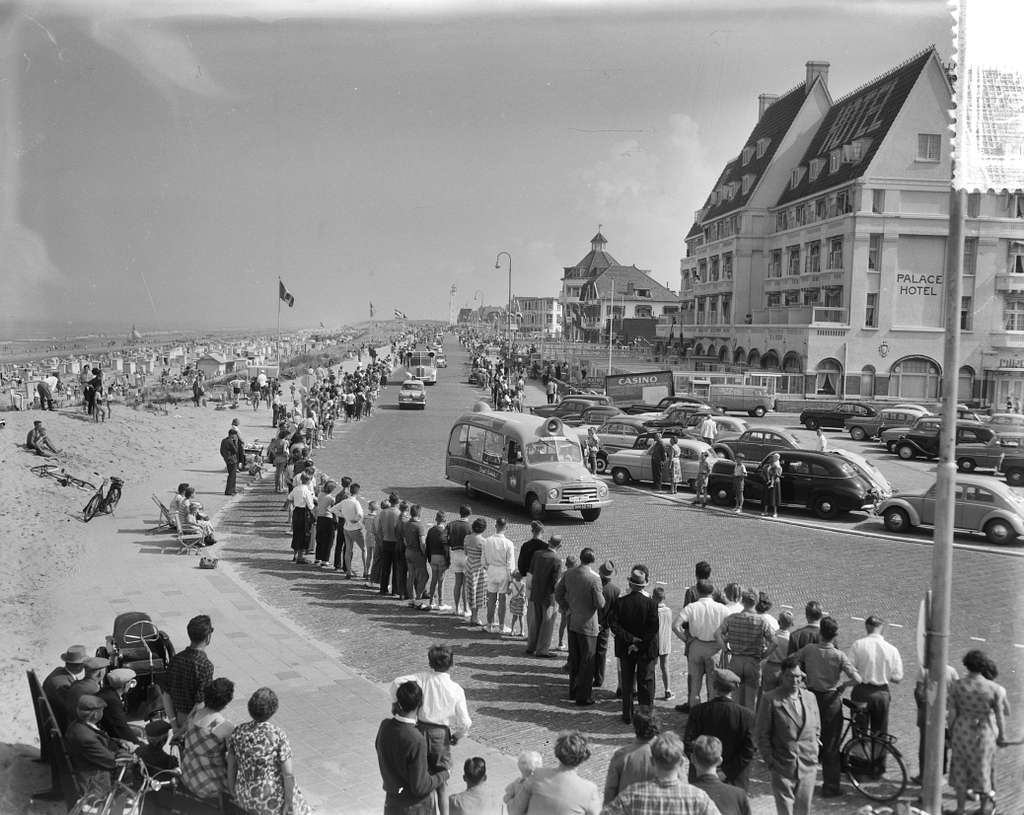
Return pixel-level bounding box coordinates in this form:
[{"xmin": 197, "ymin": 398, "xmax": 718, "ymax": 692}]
[
  {"xmin": 83, "ymin": 493, "xmax": 103, "ymax": 523},
  {"xmin": 842, "ymin": 735, "xmax": 907, "ymax": 802},
  {"xmin": 67, "ymin": 475, "xmax": 97, "ymax": 492},
  {"xmin": 106, "ymin": 485, "xmax": 123, "ymax": 511}
]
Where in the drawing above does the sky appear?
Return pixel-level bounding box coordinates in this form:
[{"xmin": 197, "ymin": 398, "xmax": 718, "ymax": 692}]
[{"xmin": 0, "ymin": 0, "xmax": 953, "ymax": 335}]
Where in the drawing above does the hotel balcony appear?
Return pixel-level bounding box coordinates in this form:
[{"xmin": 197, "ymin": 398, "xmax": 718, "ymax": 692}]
[
  {"xmin": 988, "ymin": 331, "xmax": 1024, "ymax": 349},
  {"xmin": 994, "ymin": 273, "xmax": 1024, "ymax": 294}
]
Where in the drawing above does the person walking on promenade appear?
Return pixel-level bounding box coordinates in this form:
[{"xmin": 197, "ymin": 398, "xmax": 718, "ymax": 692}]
[
  {"xmin": 595, "ymin": 560, "xmax": 621, "ymax": 692},
  {"xmin": 699, "ymin": 414, "xmax": 718, "ymax": 447},
  {"xmin": 481, "ymin": 518, "xmax": 515, "ymax": 633},
  {"xmin": 376, "ymin": 495, "xmax": 401, "ymax": 596},
  {"xmin": 556, "ymin": 547, "xmax": 605, "ymax": 707},
  {"xmin": 684, "ymin": 669, "xmax": 755, "ymax": 790},
  {"xmin": 608, "ymin": 565, "xmax": 659, "ymax": 725},
  {"xmin": 795, "ymin": 616, "xmax": 861, "ymax": 798},
  {"xmin": 445, "ymin": 506, "xmax": 472, "ymax": 617},
  {"xmin": 268, "ymin": 429, "xmax": 291, "ymax": 493},
  {"xmin": 847, "ymin": 614, "xmax": 903, "ymax": 744},
  {"xmin": 716, "ymin": 588, "xmax": 773, "ymax": 711},
  {"xmin": 525, "ymin": 535, "xmax": 563, "ymax": 658},
  {"xmin": 754, "ymin": 656, "xmax": 820, "ymax": 815},
  {"xmin": 220, "ymin": 428, "xmax": 243, "ymax": 496},
  {"xmin": 673, "ymin": 579, "xmax": 730, "ymax": 714}
]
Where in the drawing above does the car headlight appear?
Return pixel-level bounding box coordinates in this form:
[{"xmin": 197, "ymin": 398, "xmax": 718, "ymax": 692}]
[
  {"xmin": 547, "ymin": 488, "xmax": 559, "ymax": 500},
  {"xmin": 598, "ymin": 483, "xmax": 608, "ymax": 497}
]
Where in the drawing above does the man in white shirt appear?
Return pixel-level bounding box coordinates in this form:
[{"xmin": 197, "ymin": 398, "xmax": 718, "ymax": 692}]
[
  {"xmin": 480, "ymin": 517, "xmax": 516, "ymax": 633},
  {"xmin": 337, "ymin": 483, "xmax": 366, "ymax": 579},
  {"xmin": 672, "ymin": 579, "xmax": 731, "ymax": 712},
  {"xmin": 847, "ymin": 614, "xmax": 903, "ymax": 740},
  {"xmin": 699, "ymin": 414, "xmax": 718, "ymax": 446}
]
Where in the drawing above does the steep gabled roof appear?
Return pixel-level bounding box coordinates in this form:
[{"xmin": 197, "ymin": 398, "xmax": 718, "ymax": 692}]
[
  {"xmin": 686, "ymin": 81, "xmax": 810, "ymax": 239},
  {"xmin": 777, "ymin": 48, "xmax": 935, "ymax": 206},
  {"xmin": 564, "ymin": 248, "xmax": 618, "ymax": 277},
  {"xmin": 581, "ymin": 265, "xmax": 677, "ymax": 301}
]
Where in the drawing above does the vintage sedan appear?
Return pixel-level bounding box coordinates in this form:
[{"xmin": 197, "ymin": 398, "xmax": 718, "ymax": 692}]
[
  {"xmin": 799, "ymin": 401, "xmax": 878, "ymax": 431},
  {"xmin": 893, "ymin": 421, "xmax": 1003, "ymax": 472},
  {"xmin": 876, "ymin": 475, "xmax": 1024, "ymax": 545},
  {"xmin": 607, "ymin": 435, "xmax": 719, "ymax": 487},
  {"xmin": 830, "ymin": 448, "xmax": 894, "ymax": 500},
  {"xmin": 986, "ymin": 413, "xmax": 1024, "ymax": 447},
  {"xmin": 641, "ymin": 403, "xmax": 718, "ymax": 430},
  {"xmin": 714, "ymin": 427, "xmax": 803, "ymax": 462},
  {"xmin": 846, "ymin": 406, "xmax": 931, "ymax": 442},
  {"xmin": 682, "ymin": 413, "xmax": 749, "ymax": 442},
  {"xmin": 398, "ymin": 378, "xmax": 427, "ymax": 410},
  {"xmin": 531, "ymin": 394, "xmax": 612, "ymax": 420},
  {"xmin": 565, "ymin": 404, "xmax": 623, "ymax": 428},
  {"xmin": 707, "ymin": 450, "xmax": 878, "ymax": 520}
]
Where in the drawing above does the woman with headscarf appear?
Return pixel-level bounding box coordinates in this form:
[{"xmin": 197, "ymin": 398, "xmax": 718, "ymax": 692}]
[{"xmin": 227, "ymin": 687, "xmax": 310, "ymax": 815}]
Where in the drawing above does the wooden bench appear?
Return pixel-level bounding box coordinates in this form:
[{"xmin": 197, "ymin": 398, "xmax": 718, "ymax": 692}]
[{"xmin": 26, "ymin": 669, "xmax": 83, "ymax": 809}]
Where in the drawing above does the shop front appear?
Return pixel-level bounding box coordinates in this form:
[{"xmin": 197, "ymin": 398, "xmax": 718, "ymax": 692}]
[{"xmin": 982, "ymin": 352, "xmax": 1024, "ymax": 410}]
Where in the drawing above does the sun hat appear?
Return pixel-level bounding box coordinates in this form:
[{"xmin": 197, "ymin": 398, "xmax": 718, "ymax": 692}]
[{"xmin": 61, "ymin": 645, "xmax": 89, "ymax": 664}]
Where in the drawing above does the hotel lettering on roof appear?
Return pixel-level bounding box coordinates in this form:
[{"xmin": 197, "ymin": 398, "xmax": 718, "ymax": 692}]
[{"xmin": 671, "ymin": 47, "xmax": 1024, "ymax": 405}]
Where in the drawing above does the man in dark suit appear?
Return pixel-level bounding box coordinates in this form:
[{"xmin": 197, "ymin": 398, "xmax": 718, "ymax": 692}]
[
  {"xmin": 517, "ymin": 520, "xmax": 547, "ymax": 577},
  {"xmin": 594, "ymin": 560, "xmax": 621, "ymax": 689},
  {"xmin": 689, "ymin": 735, "xmax": 751, "ymax": 815},
  {"xmin": 555, "ymin": 547, "xmax": 605, "ymax": 706},
  {"xmin": 684, "ymin": 668, "xmax": 756, "ymax": 790},
  {"xmin": 608, "ymin": 564, "xmax": 659, "ymax": 724},
  {"xmin": 64, "ymin": 694, "xmax": 124, "ymax": 794},
  {"xmin": 525, "ymin": 535, "xmax": 563, "ymax": 658},
  {"xmin": 375, "ymin": 681, "xmax": 450, "ymax": 815},
  {"xmin": 787, "ymin": 600, "xmax": 823, "ymax": 654},
  {"xmin": 219, "ymin": 428, "xmax": 244, "ymax": 495},
  {"xmin": 42, "ymin": 644, "xmax": 88, "ymax": 730},
  {"xmin": 754, "ymin": 656, "xmax": 821, "ymax": 815}
]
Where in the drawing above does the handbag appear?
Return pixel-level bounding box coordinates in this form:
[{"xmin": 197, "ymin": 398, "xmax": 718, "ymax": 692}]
[{"xmin": 199, "ymin": 556, "xmax": 218, "ymax": 569}]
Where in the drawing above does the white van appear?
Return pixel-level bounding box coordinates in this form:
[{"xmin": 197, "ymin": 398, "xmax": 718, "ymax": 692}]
[
  {"xmin": 707, "ymin": 384, "xmax": 773, "ymax": 417},
  {"xmin": 446, "ymin": 405, "xmax": 611, "ymax": 521}
]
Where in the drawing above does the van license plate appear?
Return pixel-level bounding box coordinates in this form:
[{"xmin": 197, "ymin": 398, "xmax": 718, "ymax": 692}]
[{"xmin": 572, "ymin": 502, "xmax": 595, "ymax": 509}]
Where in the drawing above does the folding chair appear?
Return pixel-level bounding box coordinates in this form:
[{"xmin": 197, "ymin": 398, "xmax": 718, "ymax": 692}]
[
  {"xmin": 149, "ymin": 495, "xmax": 176, "ymax": 535},
  {"xmin": 174, "ymin": 515, "xmax": 204, "ymax": 556}
]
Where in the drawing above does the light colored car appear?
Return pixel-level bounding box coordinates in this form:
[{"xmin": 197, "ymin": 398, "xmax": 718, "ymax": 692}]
[
  {"xmin": 398, "ymin": 378, "xmax": 426, "ymax": 410},
  {"xmin": 435, "ymin": 353, "xmax": 447, "ymax": 368},
  {"xmin": 608, "ymin": 435, "xmax": 720, "ymax": 488},
  {"xmin": 876, "ymin": 475, "xmax": 1024, "ymax": 545},
  {"xmin": 846, "ymin": 406, "xmax": 931, "ymax": 441}
]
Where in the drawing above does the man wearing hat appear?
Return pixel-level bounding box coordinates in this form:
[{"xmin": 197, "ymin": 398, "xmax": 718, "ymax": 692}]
[
  {"xmin": 594, "ymin": 560, "xmax": 622, "ymax": 690},
  {"xmin": 64, "ymin": 657, "xmax": 110, "ymax": 727},
  {"xmin": 219, "ymin": 427, "xmax": 244, "ymax": 495},
  {"xmin": 64, "ymin": 694, "xmax": 127, "ymax": 793},
  {"xmin": 607, "ymin": 565, "xmax": 660, "ymax": 724},
  {"xmin": 683, "ymin": 668, "xmax": 756, "ymax": 790},
  {"xmin": 43, "ymin": 644, "xmax": 89, "ymax": 726},
  {"xmin": 525, "ymin": 535, "xmax": 564, "ymax": 658},
  {"xmin": 98, "ymin": 668, "xmax": 142, "ymax": 743}
]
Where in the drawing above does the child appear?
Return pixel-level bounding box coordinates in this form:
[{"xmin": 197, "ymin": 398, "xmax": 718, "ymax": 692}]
[
  {"xmin": 732, "ymin": 453, "xmax": 747, "ymax": 513},
  {"xmin": 653, "ymin": 585, "xmax": 673, "ymax": 700},
  {"xmin": 364, "ymin": 500, "xmax": 379, "ymax": 587},
  {"xmin": 507, "ymin": 571, "xmax": 526, "ymax": 637},
  {"xmin": 556, "ymin": 555, "xmax": 578, "ymax": 651},
  {"xmin": 503, "ymin": 750, "xmax": 543, "ymax": 809},
  {"xmin": 693, "ymin": 450, "xmax": 711, "ymax": 508}
]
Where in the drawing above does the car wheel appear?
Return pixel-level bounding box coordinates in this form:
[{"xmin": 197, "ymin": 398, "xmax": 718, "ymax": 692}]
[
  {"xmin": 956, "ymin": 458, "xmax": 976, "ymax": 473},
  {"xmin": 526, "ymin": 493, "xmax": 545, "ymax": 520},
  {"xmin": 1005, "ymin": 468, "xmax": 1024, "ymax": 487},
  {"xmin": 611, "ymin": 468, "xmax": 630, "ymax": 486},
  {"xmin": 849, "ymin": 426, "xmax": 867, "ymax": 442},
  {"xmin": 883, "ymin": 507, "xmax": 911, "ymax": 533},
  {"xmin": 752, "ymin": 406, "xmax": 767, "ymax": 418},
  {"xmin": 896, "ymin": 443, "xmax": 916, "ymax": 460},
  {"xmin": 711, "ymin": 486, "xmax": 732, "ymax": 506},
  {"xmin": 812, "ymin": 494, "xmax": 840, "ymax": 520},
  {"xmin": 984, "ymin": 519, "xmax": 1015, "ymax": 545},
  {"xmin": 804, "ymin": 417, "xmax": 819, "ymax": 430},
  {"xmin": 885, "ymin": 441, "xmax": 897, "ymax": 454},
  {"xmin": 594, "ymin": 453, "xmax": 608, "ymax": 474},
  {"xmin": 580, "ymin": 508, "xmax": 602, "ymax": 522}
]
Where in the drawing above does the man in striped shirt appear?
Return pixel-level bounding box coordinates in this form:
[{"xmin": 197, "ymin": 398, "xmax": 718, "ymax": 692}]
[{"xmin": 716, "ymin": 588, "xmax": 774, "ymax": 710}]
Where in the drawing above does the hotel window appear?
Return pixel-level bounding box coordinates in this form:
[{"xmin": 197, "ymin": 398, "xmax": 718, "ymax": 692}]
[
  {"xmin": 868, "ymin": 234, "xmax": 883, "ymax": 271},
  {"xmin": 1005, "ymin": 300, "xmax": 1024, "ymax": 331},
  {"xmin": 917, "ymin": 133, "xmax": 941, "ymax": 162},
  {"xmin": 767, "ymin": 292, "xmax": 782, "ymax": 307},
  {"xmin": 961, "ymin": 296, "xmax": 973, "ymax": 331},
  {"xmin": 722, "ymin": 295, "xmax": 731, "ymax": 323},
  {"xmin": 636, "ymin": 288, "xmax": 650, "ymax": 297},
  {"xmin": 829, "ymin": 149, "xmax": 842, "ymax": 173},
  {"xmin": 827, "ymin": 237, "xmax": 844, "ymax": 270},
  {"xmin": 805, "ymin": 241, "xmax": 821, "ymax": 274},
  {"xmin": 723, "ymin": 253, "xmax": 733, "ymax": 280},
  {"xmin": 1008, "ymin": 193, "xmax": 1024, "ymax": 218},
  {"xmin": 809, "ymin": 158, "xmax": 824, "ymax": 180},
  {"xmin": 784, "ymin": 290, "xmax": 800, "ymax": 306},
  {"xmin": 842, "ymin": 141, "xmax": 864, "ymax": 162},
  {"xmin": 865, "ymin": 292, "xmax": 879, "ymax": 327},
  {"xmin": 791, "ymin": 166, "xmax": 806, "ymax": 188},
  {"xmin": 710, "ymin": 256, "xmax": 720, "ymax": 282},
  {"xmin": 769, "ymin": 249, "xmax": 782, "ymax": 278},
  {"xmin": 708, "ymin": 298, "xmax": 719, "ymax": 323},
  {"xmin": 696, "ymin": 298, "xmax": 706, "ymax": 324},
  {"xmin": 1011, "ymin": 242, "xmax": 1024, "ymax": 274},
  {"xmin": 787, "ymin": 246, "xmax": 801, "ymax": 276},
  {"xmin": 815, "ymin": 197, "xmax": 827, "ymax": 220},
  {"xmin": 742, "ymin": 146, "xmax": 754, "ymax": 165},
  {"xmin": 872, "ymin": 189, "xmax": 885, "ymax": 214},
  {"xmin": 741, "ymin": 174, "xmax": 754, "ymax": 195},
  {"xmin": 967, "ymin": 193, "xmax": 981, "ymax": 218},
  {"xmin": 836, "ymin": 189, "xmax": 851, "ymax": 214},
  {"xmin": 757, "ymin": 138, "xmax": 770, "ymax": 158},
  {"xmin": 803, "ymin": 288, "xmax": 821, "ymax": 305},
  {"xmin": 697, "ymin": 259, "xmax": 707, "ymax": 282},
  {"xmin": 824, "ymin": 287, "xmax": 843, "ymax": 307},
  {"xmin": 776, "ymin": 210, "xmax": 789, "ymax": 231},
  {"xmin": 794, "ymin": 204, "xmax": 806, "ymax": 226},
  {"xmin": 963, "ymin": 237, "xmax": 978, "ymax": 276}
]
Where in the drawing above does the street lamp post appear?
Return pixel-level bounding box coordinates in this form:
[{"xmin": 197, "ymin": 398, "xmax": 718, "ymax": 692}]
[{"xmin": 495, "ymin": 252, "xmax": 512, "ymax": 346}]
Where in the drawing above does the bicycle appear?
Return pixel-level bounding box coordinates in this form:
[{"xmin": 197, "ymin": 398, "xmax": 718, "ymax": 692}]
[
  {"xmin": 83, "ymin": 475, "xmax": 125, "ymax": 523},
  {"xmin": 30, "ymin": 462, "xmax": 96, "ymax": 491},
  {"xmin": 839, "ymin": 697, "xmax": 909, "ymax": 802},
  {"xmin": 68, "ymin": 752, "xmax": 177, "ymax": 815}
]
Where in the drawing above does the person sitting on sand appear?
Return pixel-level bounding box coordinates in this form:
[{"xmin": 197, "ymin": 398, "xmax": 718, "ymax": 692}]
[{"xmin": 26, "ymin": 420, "xmax": 61, "ymax": 457}]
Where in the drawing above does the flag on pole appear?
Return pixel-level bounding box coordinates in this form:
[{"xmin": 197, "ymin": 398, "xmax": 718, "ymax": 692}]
[
  {"xmin": 369, "ymin": 302, "xmax": 375, "ymax": 318},
  {"xmin": 394, "ymin": 309, "xmax": 406, "ymax": 319},
  {"xmin": 319, "ymin": 321, "xmax": 325, "ymax": 328},
  {"xmin": 279, "ymin": 280, "xmax": 295, "ymax": 308}
]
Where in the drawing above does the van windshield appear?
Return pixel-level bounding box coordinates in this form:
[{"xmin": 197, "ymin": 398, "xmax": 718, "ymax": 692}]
[{"xmin": 525, "ymin": 439, "xmax": 583, "ymax": 465}]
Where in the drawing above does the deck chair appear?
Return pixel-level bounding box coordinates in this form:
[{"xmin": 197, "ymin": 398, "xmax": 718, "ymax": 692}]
[
  {"xmin": 149, "ymin": 495, "xmax": 177, "ymax": 535},
  {"xmin": 174, "ymin": 515, "xmax": 205, "ymax": 556}
]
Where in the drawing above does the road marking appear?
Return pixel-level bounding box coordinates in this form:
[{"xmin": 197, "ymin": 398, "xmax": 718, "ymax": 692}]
[
  {"xmin": 1014, "ymin": 643, "xmax": 1024, "ymax": 649},
  {"xmin": 851, "ymin": 616, "xmax": 865, "ymax": 621},
  {"xmin": 970, "ymin": 636, "xmax": 987, "ymax": 642},
  {"xmin": 888, "ymin": 623, "xmax": 904, "ymax": 628}
]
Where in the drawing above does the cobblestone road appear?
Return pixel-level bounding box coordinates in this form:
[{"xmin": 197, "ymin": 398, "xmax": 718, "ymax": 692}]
[{"xmin": 219, "ymin": 338, "xmax": 1024, "ymax": 814}]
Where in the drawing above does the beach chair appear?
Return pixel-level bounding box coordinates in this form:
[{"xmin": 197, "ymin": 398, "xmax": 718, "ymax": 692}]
[
  {"xmin": 174, "ymin": 515, "xmax": 204, "ymax": 556},
  {"xmin": 149, "ymin": 495, "xmax": 176, "ymax": 535}
]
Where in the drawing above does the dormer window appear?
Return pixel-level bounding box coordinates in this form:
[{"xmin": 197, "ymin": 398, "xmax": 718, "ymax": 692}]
[
  {"xmin": 756, "ymin": 137, "xmax": 770, "ymax": 159},
  {"xmin": 636, "ymin": 288, "xmax": 651, "ymax": 298},
  {"xmin": 829, "ymin": 149, "xmax": 842, "ymax": 173},
  {"xmin": 843, "ymin": 139, "xmax": 867, "ymax": 163},
  {"xmin": 728, "ymin": 182, "xmax": 740, "ymax": 199},
  {"xmin": 791, "ymin": 166, "xmax": 806, "ymax": 189},
  {"xmin": 741, "ymin": 173, "xmax": 755, "ymax": 195},
  {"xmin": 741, "ymin": 145, "xmax": 754, "ymax": 165},
  {"xmin": 809, "ymin": 158, "xmax": 825, "ymax": 181}
]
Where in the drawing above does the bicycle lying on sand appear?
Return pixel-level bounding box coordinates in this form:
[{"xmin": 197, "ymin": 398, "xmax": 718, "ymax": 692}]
[
  {"xmin": 30, "ymin": 462, "xmax": 96, "ymax": 491},
  {"xmin": 83, "ymin": 475, "xmax": 125, "ymax": 523}
]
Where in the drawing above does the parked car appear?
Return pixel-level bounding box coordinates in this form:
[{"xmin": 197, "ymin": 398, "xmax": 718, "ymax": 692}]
[
  {"xmin": 434, "ymin": 353, "xmax": 447, "ymax": 368},
  {"xmin": 880, "ymin": 415, "xmax": 941, "ymax": 453},
  {"xmin": 531, "ymin": 394, "xmax": 613, "ymax": 420},
  {"xmin": 876, "ymin": 475, "xmax": 1024, "ymax": 545},
  {"xmin": 590, "ymin": 417, "xmax": 657, "ymax": 473},
  {"xmin": 607, "ymin": 435, "xmax": 719, "ymax": 487},
  {"xmin": 997, "ymin": 449, "xmax": 1024, "ymax": 487},
  {"xmin": 566, "ymin": 404, "xmax": 623, "ymax": 428},
  {"xmin": 622, "ymin": 395, "xmax": 707, "ymax": 415},
  {"xmin": 641, "ymin": 403, "xmax": 718, "ymax": 430},
  {"xmin": 846, "ymin": 406, "xmax": 932, "ymax": 442},
  {"xmin": 799, "ymin": 402, "xmax": 878, "ymax": 430},
  {"xmin": 706, "ymin": 450, "xmax": 878, "ymax": 520},
  {"xmin": 986, "ymin": 413, "xmax": 1024, "ymax": 447},
  {"xmin": 892, "ymin": 421, "xmax": 1003, "ymax": 472},
  {"xmin": 829, "ymin": 448, "xmax": 894, "ymax": 500},
  {"xmin": 398, "ymin": 378, "xmax": 427, "ymax": 410},
  {"xmin": 706, "ymin": 384, "xmax": 773, "ymax": 417},
  {"xmin": 713, "ymin": 427, "xmax": 803, "ymax": 462}
]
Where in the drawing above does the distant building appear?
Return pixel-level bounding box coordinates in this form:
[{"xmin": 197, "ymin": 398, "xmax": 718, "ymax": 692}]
[
  {"xmin": 196, "ymin": 353, "xmax": 229, "ymax": 378},
  {"xmin": 516, "ymin": 296, "xmax": 562, "ymax": 337}
]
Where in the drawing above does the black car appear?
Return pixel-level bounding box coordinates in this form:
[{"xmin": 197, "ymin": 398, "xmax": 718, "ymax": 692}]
[
  {"xmin": 623, "ymin": 395, "xmax": 707, "ymax": 415},
  {"xmin": 530, "ymin": 395, "xmax": 612, "ymax": 420},
  {"xmin": 799, "ymin": 401, "xmax": 878, "ymax": 430},
  {"xmin": 706, "ymin": 450, "xmax": 876, "ymax": 520}
]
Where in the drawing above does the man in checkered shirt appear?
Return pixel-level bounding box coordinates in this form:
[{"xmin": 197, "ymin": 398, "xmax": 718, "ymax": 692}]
[{"xmin": 165, "ymin": 614, "xmax": 214, "ymax": 727}]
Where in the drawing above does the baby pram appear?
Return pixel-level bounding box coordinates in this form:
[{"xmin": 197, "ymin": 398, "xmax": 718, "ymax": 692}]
[{"xmin": 96, "ymin": 612, "xmax": 176, "ymax": 720}]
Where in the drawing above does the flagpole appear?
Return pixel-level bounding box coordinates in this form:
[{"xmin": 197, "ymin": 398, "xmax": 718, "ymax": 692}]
[{"xmin": 276, "ymin": 276, "xmax": 282, "ymax": 377}]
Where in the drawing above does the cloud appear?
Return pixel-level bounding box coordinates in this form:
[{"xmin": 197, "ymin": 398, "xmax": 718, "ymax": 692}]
[{"xmin": 0, "ymin": 223, "xmax": 69, "ymax": 324}]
